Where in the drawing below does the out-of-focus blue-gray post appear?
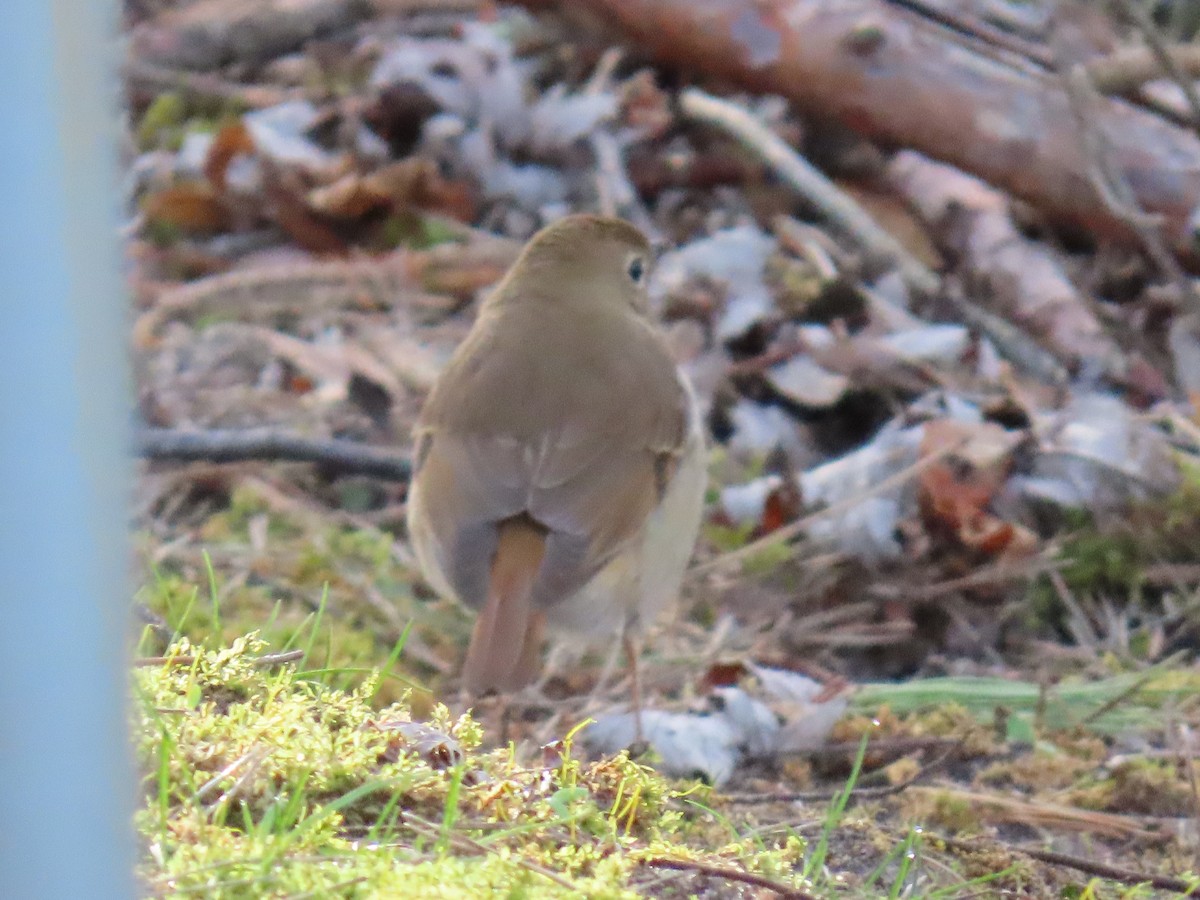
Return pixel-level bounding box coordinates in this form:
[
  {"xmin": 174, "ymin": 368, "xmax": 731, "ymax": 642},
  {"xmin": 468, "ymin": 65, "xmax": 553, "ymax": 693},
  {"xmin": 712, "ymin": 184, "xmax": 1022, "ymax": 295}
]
[{"xmin": 0, "ymin": 1, "xmax": 132, "ymax": 898}]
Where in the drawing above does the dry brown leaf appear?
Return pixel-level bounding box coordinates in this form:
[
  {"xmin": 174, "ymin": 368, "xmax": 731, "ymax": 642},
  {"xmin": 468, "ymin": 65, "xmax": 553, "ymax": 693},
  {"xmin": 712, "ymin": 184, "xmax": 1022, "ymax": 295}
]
[
  {"xmin": 306, "ymin": 159, "xmax": 477, "ymax": 227},
  {"xmin": 839, "ymin": 180, "xmax": 943, "ymax": 272},
  {"xmin": 621, "ymin": 69, "xmax": 673, "ymax": 138},
  {"xmin": 368, "ymin": 159, "xmax": 476, "ymax": 223},
  {"xmin": 261, "ymin": 164, "xmax": 349, "ymax": 256},
  {"xmin": 204, "ymin": 120, "xmax": 257, "ymax": 192},
  {"xmin": 918, "ymin": 419, "xmax": 1032, "ymax": 557},
  {"xmin": 142, "ymin": 182, "xmax": 229, "ymax": 234},
  {"xmin": 307, "ymin": 172, "xmax": 390, "ymax": 220}
]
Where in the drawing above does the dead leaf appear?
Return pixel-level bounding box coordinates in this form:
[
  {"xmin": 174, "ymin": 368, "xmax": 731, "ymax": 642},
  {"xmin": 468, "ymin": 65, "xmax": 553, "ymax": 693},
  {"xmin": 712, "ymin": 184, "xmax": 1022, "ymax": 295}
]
[
  {"xmin": 767, "ymin": 355, "xmax": 850, "ymax": 408},
  {"xmin": 142, "ymin": 182, "xmax": 228, "ymax": 234},
  {"xmin": 261, "ymin": 163, "xmax": 349, "ymax": 256},
  {"xmin": 307, "ymin": 159, "xmax": 478, "ymax": 224},
  {"xmin": 585, "ymin": 663, "xmax": 848, "ymax": 784},
  {"xmin": 204, "ymin": 120, "xmax": 256, "ymax": 192},
  {"xmin": 839, "ymin": 180, "xmax": 943, "ymax": 272},
  {"xmin": 918, "ymin": 419, "xmax": 1029, "ymax": 556},
  {"xmin": 620, "ymin": 69, "xmax": 673, "ymax": 138},
  {"xmin": 369, "ymin": 719, "xmax": 463, "ymax": 769},
  {"xmin": 307, "ymin": 171, "xmax": 391, "ymax": 220}
]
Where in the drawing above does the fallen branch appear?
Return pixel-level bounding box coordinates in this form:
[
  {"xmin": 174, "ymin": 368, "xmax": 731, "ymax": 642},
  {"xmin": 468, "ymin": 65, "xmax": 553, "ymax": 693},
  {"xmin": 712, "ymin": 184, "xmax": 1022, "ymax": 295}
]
[
  {"xmin": 519, "ymin": 0, "xmax": 1200, "ymax": 264},
  {"xmin": 890, "ymin": 151, "xmax": 1115, "ymax": 379},
  {"xmin": 138, "ymin": 427, "xmax": 412, "ymax": 481}
]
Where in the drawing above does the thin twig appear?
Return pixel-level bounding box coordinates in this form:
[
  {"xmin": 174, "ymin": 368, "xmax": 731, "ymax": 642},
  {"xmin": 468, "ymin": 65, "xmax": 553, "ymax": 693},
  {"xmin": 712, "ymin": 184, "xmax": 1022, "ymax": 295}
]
[
  {"xmin": 133, "ymin": 649, "xmax": 306, "ymax": 667},
  {"xmin": 138, "ymin": 427, "xmax": 412, "ymax": 481},
  {"xmin": 678, "ymin": 86, "xmax": 940, "ymax": 297},
  {"xmin": 641, "ymin": 857, "xmax": 817, "ymax": 900},
  {"xmin": 123, "ymin": 59, "xmax": 298, "ymax": 108},
  {"xmin": 914, "ymin": 786, "xmax": 1163, "ymax": 840},
  {"xmin": 198, "ymin": 746, "xmax": 273, "ymax": 809},
  {"xmin": 942, "ymin": 285, "xmax": 1071, "ymax": 385},
  {"xmin": 691, "ymin": 436, "xmax": 966, "ymax": 576},
  {"xmin": 868, "ymin": 557, "xmax": 1060, "ymax": 601},
  {"xmin": 1109, "ymin": 0, "xmax": 1200, "ymax": 129},
  {"xmin": 725, "ymin": 744, "xmax": 958, "ymax": 804},
  {"xmin": 885, "ymin": 0, "xmax": 1054, "ymax": 70},
  {"xmin": 935, "ymin": 835, "xmax": 1200, "ymax": 895},
  {"xmin": 1086, "ymin": 42, "xmax": 1200, "ymax": 96},
  {"xmin": 1176, "ymin": 723, "xmax": 1200, "ymax": 855},
  {"xmin": 1076, "ymin": 654, "xmax": 1185, "ymax": 728},
  {"xmin": 1055, "ymin": 24, "xmax": 1200, "ymax": 319},
  {"xmin": 401, "ymin": 812, "xmax": 580, "ymax": 891},
  {"xmin": 1048, "ymin": 569, "xmax": 1102, "ymax": 649}
]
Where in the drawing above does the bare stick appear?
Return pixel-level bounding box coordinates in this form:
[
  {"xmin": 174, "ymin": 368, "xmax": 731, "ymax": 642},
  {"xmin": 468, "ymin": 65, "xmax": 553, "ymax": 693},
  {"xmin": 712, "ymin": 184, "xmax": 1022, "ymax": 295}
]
[
  {"xmin": 725, "ymin": 744, "xmax": 958, "ymax": 804},
  {"xmin": 138, "ymin": 427, "xmax": 411, "ymax": 481},
  {"xmin": 133, "ymin": 649, "xmax": 306, "ymax": 667},
  {"xmin": 122, "ymin": 59, "xmax": 297, "ymax": 108},
  {"xmin": 641, "ymin": 857, "xmax": 817, "ymax": 900},
  {"xmin": 691, "ymin": 436, "xmax": 966, "ymax": 576},
  {"xmin": 678, "ymin": 87, "xmax": 1069, "ymax": 383},
  {"xmin": 1109, "ymin": 0, "xmax": 1200, "ymax": 128},
  {"xmin": 1055, "ymin": 25, "xmax": 1200, "ymax": 320},
  {"xmin": 936, "ymin": 835, "xmax": 1200, "ymax": 895}
]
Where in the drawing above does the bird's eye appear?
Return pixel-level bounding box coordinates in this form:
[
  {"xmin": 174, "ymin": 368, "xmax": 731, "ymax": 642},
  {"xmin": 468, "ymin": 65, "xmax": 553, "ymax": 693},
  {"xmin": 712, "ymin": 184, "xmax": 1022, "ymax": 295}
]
[{"xmin": 627, "ymin": 256, "xmax": 645, "ymax": 284}]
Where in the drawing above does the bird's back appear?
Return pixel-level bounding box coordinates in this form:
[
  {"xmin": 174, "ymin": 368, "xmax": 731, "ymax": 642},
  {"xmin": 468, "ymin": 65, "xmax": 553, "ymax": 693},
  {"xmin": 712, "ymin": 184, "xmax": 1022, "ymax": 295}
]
[{"xmin": 407, "ymin": 291, "xmax": 690, "ymax": 617}]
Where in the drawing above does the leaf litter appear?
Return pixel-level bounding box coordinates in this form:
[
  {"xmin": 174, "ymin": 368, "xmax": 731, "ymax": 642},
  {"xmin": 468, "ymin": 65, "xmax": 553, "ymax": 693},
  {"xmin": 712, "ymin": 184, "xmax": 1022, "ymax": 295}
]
[{"xmin": 122, "ymin": 1, "xmax": 1200, "ymax": 895}]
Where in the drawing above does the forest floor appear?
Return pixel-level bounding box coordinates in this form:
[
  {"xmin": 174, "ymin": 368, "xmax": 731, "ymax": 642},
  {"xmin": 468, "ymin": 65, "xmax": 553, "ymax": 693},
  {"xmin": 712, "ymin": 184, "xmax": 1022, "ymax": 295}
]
[{"xmin": 125, "ymin": 0, "xmax": 1200, "ymax": 896}]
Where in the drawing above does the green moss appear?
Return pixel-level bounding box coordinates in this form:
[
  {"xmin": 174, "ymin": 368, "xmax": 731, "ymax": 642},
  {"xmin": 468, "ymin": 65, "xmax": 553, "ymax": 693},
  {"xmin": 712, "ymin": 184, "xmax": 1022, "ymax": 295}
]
[
  {"xmin": 1070, "ymin": 759, "xmax": 1194, "ymax": 817},
  {"xmin": 1028, "ymin": 471, "xmax": 1200, "ymax": 638},
  {"xmin": 134, "ymin": 635, "xmax": 819, "ymax": 899},
  {"xmin": 133, "ymin": 486, "xmax": 462, "ymax": 708},
  {"xmin": 137, "ymin": 93, "xmax": 189, "ymax": 150}
]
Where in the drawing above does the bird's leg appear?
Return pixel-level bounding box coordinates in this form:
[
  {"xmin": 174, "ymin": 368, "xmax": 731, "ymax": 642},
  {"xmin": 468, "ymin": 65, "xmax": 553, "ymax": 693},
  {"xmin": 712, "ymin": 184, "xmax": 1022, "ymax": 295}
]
[
  {"xmin": 584, "ymin": 636, "xmax": 624, "ymax": 712},
  {"xmin": 622, "ymin": 625, "xmax": 645, "ymax": 747},
  {"xmin": 533, "ymin": 640, "xmax": 567, "ymax": 695},
  {"xmin": 508, "ymin": 610, "xmax": 546, "ymax": 692}
]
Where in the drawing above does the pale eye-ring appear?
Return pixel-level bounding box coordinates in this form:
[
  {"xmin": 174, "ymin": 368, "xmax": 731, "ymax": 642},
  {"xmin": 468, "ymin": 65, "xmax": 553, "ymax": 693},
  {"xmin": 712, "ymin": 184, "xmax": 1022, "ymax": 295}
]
[{"xmin": 626, "ymin": 255, "xmax": 646, "ymax": 284}]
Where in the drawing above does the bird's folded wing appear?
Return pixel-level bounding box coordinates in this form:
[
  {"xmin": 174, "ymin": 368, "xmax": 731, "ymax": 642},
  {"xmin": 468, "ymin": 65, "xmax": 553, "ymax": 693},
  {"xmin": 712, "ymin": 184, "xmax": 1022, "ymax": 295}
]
[{"xmin": 412, "ymin": 392, "xmax": 689, "ymax": 612}]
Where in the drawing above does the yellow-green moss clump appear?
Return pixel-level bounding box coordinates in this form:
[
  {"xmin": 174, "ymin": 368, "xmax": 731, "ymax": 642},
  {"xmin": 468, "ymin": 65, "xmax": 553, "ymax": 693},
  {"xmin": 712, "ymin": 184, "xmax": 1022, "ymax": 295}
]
[{"xmin": 133, "ymin": 634, "xmax": 810, "ymax": 898}]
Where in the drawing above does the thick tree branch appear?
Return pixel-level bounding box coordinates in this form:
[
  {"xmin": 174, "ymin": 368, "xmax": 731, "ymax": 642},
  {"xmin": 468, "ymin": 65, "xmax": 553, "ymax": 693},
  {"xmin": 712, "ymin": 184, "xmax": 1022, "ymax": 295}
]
[{"xmin": 518, "ymin": 0, "xmax": 1200, "ymax": 265}]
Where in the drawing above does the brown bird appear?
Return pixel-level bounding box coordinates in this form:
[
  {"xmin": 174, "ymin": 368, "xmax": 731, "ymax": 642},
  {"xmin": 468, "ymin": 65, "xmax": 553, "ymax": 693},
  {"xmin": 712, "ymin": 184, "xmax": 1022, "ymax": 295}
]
[{"xmin": 406, "ymin": 215, "xmax": 706, "ymax": 703}]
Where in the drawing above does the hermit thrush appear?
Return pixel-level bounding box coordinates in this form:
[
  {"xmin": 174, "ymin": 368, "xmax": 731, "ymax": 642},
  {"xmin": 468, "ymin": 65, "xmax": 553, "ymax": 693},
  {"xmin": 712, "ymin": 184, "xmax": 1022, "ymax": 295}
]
[{"xmin": 406, "ymin": 215, "xmax": 706, "ymax": 702}]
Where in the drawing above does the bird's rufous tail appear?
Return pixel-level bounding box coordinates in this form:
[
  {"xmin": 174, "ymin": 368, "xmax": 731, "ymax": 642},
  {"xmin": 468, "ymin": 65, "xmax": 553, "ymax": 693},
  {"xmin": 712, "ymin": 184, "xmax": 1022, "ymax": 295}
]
[{"xmin": 462, "ymin": 515, "xmax": 547, "ymax": 694}]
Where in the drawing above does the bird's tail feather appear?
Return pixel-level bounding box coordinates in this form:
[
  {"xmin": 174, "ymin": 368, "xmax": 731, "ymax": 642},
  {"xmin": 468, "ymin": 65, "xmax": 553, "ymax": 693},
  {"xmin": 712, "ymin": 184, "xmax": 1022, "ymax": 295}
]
[{"xmin": 462, "ymin": 516, "xmax": 547, "ymax": 694}]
